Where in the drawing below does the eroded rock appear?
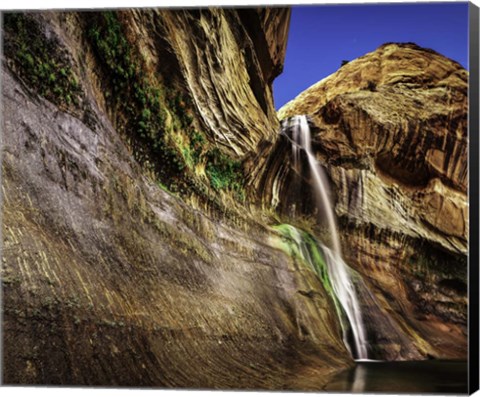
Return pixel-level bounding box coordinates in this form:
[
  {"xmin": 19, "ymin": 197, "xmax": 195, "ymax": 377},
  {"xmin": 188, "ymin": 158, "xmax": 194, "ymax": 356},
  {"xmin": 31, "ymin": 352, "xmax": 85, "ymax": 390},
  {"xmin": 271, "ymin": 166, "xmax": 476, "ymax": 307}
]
[
  {"xmin": 259, "ymin": 43, "xmax": 468, "ymax": 359},
  {"xmin": 1, "ymin": 8, "xmax": 360, "ymax": 388}
]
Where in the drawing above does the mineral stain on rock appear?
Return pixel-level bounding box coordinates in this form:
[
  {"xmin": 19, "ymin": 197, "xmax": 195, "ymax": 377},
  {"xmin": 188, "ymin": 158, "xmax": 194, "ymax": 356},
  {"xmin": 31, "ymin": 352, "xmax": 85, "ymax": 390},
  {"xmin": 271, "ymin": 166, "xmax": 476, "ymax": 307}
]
[{"xmin": 1, "ymin": 8, "xmax": 468, "ymax": 391}]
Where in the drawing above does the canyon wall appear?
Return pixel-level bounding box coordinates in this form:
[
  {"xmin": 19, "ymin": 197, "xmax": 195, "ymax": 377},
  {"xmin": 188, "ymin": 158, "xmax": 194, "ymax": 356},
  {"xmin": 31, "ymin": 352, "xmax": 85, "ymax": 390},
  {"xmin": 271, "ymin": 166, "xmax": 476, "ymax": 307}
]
[
  {"xmin": 1, "ymin": 9, "xmax": 469, "ymax": 389},
  {"xmin": 259, "ymin": 43, "xmax": 468, "ymax": 360},
  {"xmin": 2, "ymin": 8, "xmax": 353, "ymax": 388}
]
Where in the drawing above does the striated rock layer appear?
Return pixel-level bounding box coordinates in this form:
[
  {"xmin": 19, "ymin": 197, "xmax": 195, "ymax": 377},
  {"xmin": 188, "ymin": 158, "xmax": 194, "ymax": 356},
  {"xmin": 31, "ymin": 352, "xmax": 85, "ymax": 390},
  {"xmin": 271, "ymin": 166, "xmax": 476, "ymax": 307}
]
[
  {"xmin": 259, "ymin": 43, "xmax": 468, "ymax": 360},
  {"xmin": 2, "ymin": 8, "xmax": 354, "ymax": 388},
  {"xmin": 156, "ymin": 7, "xmax": 289, "ymax": 155},
  {"xmin": 1, "ymin": 7, "xmax": 469, "ymax": 389},
  {"xmin": 2, "ymin": 71, "xmax": 350, "ymax": 387}
]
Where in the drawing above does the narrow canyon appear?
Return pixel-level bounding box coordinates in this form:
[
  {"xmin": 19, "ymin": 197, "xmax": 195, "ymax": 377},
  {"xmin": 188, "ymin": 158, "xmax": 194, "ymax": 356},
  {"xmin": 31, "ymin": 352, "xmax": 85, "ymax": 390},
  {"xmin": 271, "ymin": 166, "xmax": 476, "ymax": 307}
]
[{"xmin": 1, "ymin": 8, "xmax": 468, "ymax": 389}]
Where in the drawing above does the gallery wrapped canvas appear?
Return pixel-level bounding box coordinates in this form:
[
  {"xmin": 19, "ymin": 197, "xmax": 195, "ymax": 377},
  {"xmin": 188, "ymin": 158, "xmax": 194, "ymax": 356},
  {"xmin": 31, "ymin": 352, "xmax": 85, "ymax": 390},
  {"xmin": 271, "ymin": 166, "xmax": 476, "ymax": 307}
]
[{"xmin": 1, "ymin": 1, "xmax": 478, "ymax": 394}]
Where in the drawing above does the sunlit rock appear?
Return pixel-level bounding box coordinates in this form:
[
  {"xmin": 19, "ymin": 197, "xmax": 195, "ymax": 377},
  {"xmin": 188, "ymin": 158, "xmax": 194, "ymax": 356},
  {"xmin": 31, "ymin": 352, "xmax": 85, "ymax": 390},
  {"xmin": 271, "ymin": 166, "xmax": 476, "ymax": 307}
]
[{"xmin": 264, "ymin": 43, "xmax": 468, "ymax": 360}]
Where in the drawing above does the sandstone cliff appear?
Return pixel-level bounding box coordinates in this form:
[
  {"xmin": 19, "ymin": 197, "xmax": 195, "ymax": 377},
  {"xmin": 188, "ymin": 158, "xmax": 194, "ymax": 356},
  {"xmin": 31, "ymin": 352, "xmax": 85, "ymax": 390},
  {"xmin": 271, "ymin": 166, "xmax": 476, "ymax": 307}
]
[
  {"xmin": 1, "ymin": 8, "xmax": 469, "ymax": 389},
  {"xmin": 2, "ymin": 8, "xmax": 354, "ymax": 388},
  {"xmin": 261, "ymin": 43, "xmax": 468, "ymax": 359}
]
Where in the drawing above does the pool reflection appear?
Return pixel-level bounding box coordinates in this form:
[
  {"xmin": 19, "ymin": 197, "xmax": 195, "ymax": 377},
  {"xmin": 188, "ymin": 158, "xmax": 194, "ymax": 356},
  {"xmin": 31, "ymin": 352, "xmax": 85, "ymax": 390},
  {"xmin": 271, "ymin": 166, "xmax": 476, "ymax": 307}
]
[{"xmin": 325, "ymin": 360, "xmax": 468, "ymax": 394}]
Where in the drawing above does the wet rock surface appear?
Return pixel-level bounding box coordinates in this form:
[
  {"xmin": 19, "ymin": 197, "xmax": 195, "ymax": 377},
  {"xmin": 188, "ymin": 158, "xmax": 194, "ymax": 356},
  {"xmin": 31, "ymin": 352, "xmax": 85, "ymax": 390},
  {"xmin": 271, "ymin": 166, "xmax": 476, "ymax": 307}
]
[
  {"xmin": 2, "ymin": 67, "xmax": 350, "ymax": 387},
  {"xmin": 265, "ymin": 43, "xmax": 468, "ymax": 360},
  {"xmin": 1, "ymin": 8, "xmax": 355, "ymax": 388},
  {"xmin": 1, "ymin": 11, "xmax": 468, "ymax": 389}
]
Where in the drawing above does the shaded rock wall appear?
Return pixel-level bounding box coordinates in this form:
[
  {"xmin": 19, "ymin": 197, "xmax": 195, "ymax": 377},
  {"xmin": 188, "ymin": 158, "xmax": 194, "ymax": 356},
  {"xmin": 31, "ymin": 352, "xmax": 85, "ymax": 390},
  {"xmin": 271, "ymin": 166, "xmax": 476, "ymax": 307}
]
[
  {"xmin": 156, "ymin": 8, "xmax": 286, "ymax": 155},
  {"xmin": 2, "ymin": 8, "xmax": 353, "ymax": 388},
  {"xmin": 2, "ymin": 72, "xmax": 350, "ymax": 387},
  {"xmin": 2, "ymin": 9, "xmax": 469, "ymax": 388},
  {"xmin": 3, "ymin": 8, "xmax": 290, "ymax": 199},
  {"xmin": 258, "ymin": 43, "xmax": 468, "ymax": 359}
]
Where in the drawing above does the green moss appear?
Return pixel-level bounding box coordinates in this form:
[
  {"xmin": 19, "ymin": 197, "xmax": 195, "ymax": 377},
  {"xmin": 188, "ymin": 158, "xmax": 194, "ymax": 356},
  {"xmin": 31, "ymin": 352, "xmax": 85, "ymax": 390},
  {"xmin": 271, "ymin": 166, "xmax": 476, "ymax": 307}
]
[
  {"xmin": 188, "ymin": 130, "xmax": 206, "ymax": 164},
  {"xmin": 4, "ymin": 11, "xmax": 249, "ymax": 208},
  {"xmin": 273, "ymin": 225, "xmax": 328, "ymax": 287},
  {"xmin": 168, "ymin": 92, "xmax": 194, "ymax": 129},
  {"xmin": 156, "ymin": 181, "xmax": 174, "ymax": 195},
  {"xmin": 272, "ymin": 224, "xmax": 343, "ymax": 316},
  {"xmin": 88, "ymin": 12, "xmax": 185, "ymax": 181},
  {"xmin": 88, "ymin": 11, "xmax": 246, "ymax": 203},
  {"xmin": 88, "ymin": 12, "xmax": 247, "ymax": 204},
  {"xmin": 205, "ymin": 147, "xmax": 245, "ymax": 199},
  {"xmin": 4, "ymin": 13, "xmax": 82, "ymax": 108}
]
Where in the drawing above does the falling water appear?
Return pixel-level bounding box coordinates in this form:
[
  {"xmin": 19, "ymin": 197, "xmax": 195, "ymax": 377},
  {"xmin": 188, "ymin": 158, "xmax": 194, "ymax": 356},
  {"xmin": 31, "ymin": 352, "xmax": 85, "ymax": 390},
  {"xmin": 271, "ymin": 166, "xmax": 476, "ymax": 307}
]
[{"xmin": 284, "ymin": 115, "xmax": 369, "ymax": 360}]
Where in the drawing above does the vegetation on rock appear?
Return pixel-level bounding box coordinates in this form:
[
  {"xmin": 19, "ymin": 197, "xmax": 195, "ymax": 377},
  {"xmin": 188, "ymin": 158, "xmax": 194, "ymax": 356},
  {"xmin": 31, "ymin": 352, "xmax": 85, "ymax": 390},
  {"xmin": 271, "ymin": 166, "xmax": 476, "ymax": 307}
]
[
  {"xmin": 3, "ymin": 13, "xmax": 82, "ymax": 110},
  {"xmin": 1, "ymin": 7, "xmax": 469, "ymax": 387},
  {"xmin": 87, "ymin": 11, "xmax": 245, "ymax": 200},
  {"xmin": 88, "ymin": 12, "xmax": 179, "ymax": 175},
  {"xmin": 273, "ymin": 224, "xmax": 340, "ymax": 311}
]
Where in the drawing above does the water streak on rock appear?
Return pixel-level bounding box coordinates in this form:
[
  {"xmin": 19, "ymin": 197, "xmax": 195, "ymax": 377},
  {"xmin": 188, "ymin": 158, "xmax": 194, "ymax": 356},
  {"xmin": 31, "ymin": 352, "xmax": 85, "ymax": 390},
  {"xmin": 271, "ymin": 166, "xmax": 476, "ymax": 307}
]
[{"xmin": 285, "ymin": 115, "xmax": 368, "ymax": 360}]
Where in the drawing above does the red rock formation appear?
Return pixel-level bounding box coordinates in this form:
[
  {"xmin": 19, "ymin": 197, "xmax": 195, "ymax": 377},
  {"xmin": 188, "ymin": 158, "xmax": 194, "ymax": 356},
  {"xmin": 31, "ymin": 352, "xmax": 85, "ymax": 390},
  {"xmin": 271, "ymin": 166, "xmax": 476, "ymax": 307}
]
[
  {"xmin": 2, "ymin": 8, "xmax": 356, "ymax": 388},
  {"xmin": 271, "ymin": 43, "xmax": 468, "ymax": 359}
]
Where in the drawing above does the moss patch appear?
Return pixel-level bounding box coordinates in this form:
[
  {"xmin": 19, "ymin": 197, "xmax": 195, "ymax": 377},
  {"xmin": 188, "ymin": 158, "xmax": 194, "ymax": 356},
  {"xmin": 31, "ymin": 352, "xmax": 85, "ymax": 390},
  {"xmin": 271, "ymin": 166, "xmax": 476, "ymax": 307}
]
[
  {"xmin": 205, "ymin": 148, "xmax": 244, "ymax": 199},
  {"xmin": 272, "ymin": 224, "xmax": 339, "ymax": 306},
  {"xmin": 87, "ymin": 11, "xmax": 245, "ymax": 201},
  {"xmin": 4, "ymin": 13, "xmax": 82, "ymax": 109},
  {"xmin": 88, "ymin": 12, "xmax": 179, "ymax": 176},
  {"xmin": 4, "ymin": 11, "xmax": 247, "ymax": 206}
]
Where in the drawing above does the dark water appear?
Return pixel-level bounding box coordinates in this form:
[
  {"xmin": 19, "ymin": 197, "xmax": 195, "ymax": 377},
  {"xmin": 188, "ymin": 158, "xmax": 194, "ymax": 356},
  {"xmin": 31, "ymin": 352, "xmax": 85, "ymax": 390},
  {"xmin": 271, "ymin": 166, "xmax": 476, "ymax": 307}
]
[{"xmin": 325, "ymin": 360, "xmax": 468, "ymax": 394}]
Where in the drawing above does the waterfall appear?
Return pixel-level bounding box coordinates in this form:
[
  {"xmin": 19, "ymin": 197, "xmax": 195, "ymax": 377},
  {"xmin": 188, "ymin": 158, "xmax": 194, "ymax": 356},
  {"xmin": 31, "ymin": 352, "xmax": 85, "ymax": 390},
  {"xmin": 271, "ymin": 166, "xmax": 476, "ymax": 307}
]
[{"xmin": 283, "ymin": 115, "xmax": 369, "ymax": 360}]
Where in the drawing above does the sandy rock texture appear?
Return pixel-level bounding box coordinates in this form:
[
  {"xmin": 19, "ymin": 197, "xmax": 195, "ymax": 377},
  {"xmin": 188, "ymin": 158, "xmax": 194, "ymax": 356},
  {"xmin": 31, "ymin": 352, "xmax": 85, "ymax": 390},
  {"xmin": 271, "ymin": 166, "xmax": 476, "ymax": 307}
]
[
  {"xmin": 156, "ymin": 7, "xmax": 289, "ymax": 155},
  {"xmin": 1, "ymin": 8, "xmax": 469, "ymax": 389},
  {"xmin": 2, "ymin": 70, "xmax": 350, "ymax": 387},
  {"xmin": 261, "ymin": 43, "xmax": 468, "ymax": 360},
  {"xmin": 2, "ymin": 8, "xmax": 353, "ymax": 388}
]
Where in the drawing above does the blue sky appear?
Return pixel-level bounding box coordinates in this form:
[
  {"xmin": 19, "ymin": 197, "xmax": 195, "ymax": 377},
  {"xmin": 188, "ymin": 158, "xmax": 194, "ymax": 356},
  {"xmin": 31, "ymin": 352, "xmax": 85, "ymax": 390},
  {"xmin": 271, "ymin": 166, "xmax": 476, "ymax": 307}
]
[{"xmin": 273, "ymin": 2, "xmax": 469, "ymax": 109}]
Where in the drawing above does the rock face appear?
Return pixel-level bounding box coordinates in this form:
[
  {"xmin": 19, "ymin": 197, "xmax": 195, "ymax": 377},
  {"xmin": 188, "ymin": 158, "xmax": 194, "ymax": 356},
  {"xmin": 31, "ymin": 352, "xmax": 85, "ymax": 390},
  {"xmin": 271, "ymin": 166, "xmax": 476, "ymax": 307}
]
[
  {"xmin": 157, "ymin": 8, "xmax": 289, "ymax": 155},
  {"xmin": 1, "ymin": 8, "xmax": 356, "ymax": 388},
  {"xmin": 262, "ymin": 43, "xmax": 468, "ymax": 359},
  {"xmin": 1, "ymin": 9, "xmax": 469, "ymax": 389}
]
